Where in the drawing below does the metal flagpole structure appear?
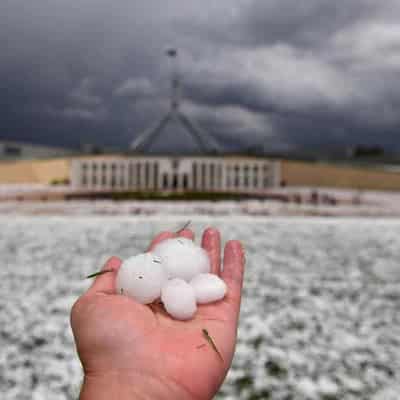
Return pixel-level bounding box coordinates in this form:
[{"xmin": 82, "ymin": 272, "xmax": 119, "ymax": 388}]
[{"xmin": 130, "ymin": 49, "xmax": 220, "ymax": 154}]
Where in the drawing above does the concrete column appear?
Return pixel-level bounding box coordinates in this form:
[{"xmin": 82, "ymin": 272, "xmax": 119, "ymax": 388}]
[
  {"xmin": 198, "ymin": 162, "xmax": 203, "ymax": 191},
  {"xmin": 71, "ymin": 160, "xmax": 81, "ymax": 189},
  {"xmin": 216, "ymin": 163, "xmax": 222, "ymax": 191},
  {"xmin": 140, "ymin": 161, "xmax": 146, "ymax": 191},
  {"xmin": 177, "ymin": 172, "xmax": 183, "ymax": 192},
  {"xmin": 220, "ymin": 161, "xmax": 227, "ymax": 192},
  {"xmin": 123, "ymin": 160, "xmax": 129, "ymax": 190},
  {"xmin": 117, "ymin": 161, "xmax": 122, "ymax": 190},
  {"xmin": 201, "ymin": 163, "xmax": 207, "ymax": 191},
  {"xmin": 131, "ymin": 161, "xmax": 137, "ymax": 190},
  {"xmin": 225, "ymin": 165, "xmax": 231, "ymax": 191},
  {"xmin": 186, "ymin": 160, "xmax": 193, "ymax": 190},
  {"xmin": 206, "ymin": 163, "xmax": 210, "ymax": 191},
  {"xmin": 127, "ymin": 161, "xmax": 132, "ymax": 190}
]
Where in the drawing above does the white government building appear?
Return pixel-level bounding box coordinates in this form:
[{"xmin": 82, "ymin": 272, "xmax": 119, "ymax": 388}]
[
  {"xmin": 71, "ymin": 49, "xmax": 280, "ymax": 194},
  {"xmin": 71, "ymin": 156, "xmax": 280, "ymax": 194}
]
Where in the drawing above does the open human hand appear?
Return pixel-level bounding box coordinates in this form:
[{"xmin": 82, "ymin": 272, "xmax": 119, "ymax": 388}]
[{"xmin": 70, "ymin": 227, "xmax": 245, "ymax": 400}]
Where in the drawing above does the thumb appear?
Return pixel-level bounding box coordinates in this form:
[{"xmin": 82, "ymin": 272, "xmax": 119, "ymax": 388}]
[{"xmin": 88, "ymin": 256, "xmax": 122, "ymax": 295}]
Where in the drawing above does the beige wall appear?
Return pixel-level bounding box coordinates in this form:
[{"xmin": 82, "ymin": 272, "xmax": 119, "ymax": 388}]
[
  {"xmin": 281, "ymin": 160, "xmax": 400, "ymax": 191},
  {"xmin": 0, "ymin": 159, "xmax": 71, "ymax": 184}
]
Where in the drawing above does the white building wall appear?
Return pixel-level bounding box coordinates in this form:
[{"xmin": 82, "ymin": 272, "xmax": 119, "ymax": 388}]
[{"xmin": 70, "ymin": 157, "xmax": 280, "ymax": 194}]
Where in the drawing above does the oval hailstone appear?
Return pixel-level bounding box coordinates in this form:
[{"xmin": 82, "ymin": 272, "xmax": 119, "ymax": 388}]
[
  {"xmin": 116, "ymin": 253, "xmax": 167, "ymax": 304},
  {"xmin": 161, "ymin": 278, "xmax": 197, "ymax": 320},
  {"xmin": 190, "ymin": 273, "xmax": 227, "ymax": 304},
  {"xmin": 152, "ymin": 238, "xmax": 210, "ymax": 281}
]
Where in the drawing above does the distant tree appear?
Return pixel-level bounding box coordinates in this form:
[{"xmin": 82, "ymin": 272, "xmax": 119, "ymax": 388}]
[{"xmin": 351, "ymin": 145, "xmax": 384, "ymax": 158}]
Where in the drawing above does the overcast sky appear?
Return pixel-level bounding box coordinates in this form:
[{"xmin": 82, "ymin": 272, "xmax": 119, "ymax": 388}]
[{"xmin": 1, "ymin": 0, "xmax": 400, "ymax": 155}]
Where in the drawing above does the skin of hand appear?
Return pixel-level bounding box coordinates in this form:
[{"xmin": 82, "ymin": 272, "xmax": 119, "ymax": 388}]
[{"xmin": 70, "ymin": 227, "xmax": 245, "ymax": 400}]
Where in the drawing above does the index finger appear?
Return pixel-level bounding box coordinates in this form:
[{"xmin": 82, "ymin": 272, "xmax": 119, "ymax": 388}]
[
  {"xmin": 201, "ymin": 227, "xmax": 221, "ymax": 276},
  {"xmin": 221, "ymin": 240, "xmax": 245, "ymax": 319}
]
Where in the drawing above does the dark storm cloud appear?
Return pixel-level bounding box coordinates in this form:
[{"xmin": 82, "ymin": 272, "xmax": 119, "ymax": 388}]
[{"xmin": 1, "ymin": 0, "xmax": 400, "ymax": 154}]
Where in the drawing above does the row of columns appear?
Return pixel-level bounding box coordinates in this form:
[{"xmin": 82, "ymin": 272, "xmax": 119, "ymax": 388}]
[{"xmin": 74, "ymin": 158, "xmax": 279, "ymax": 193}]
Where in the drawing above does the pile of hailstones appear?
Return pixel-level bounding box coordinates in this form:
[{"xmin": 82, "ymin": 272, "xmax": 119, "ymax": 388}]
[{"xmin": 116, "ymin": 238, "xmax": 227, "ymax": 320}]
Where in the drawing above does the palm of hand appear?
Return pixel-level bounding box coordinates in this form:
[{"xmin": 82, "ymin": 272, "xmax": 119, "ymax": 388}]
[{"xmin": 71, "ymin": 228, "xmax": 244, "ymax": 400}]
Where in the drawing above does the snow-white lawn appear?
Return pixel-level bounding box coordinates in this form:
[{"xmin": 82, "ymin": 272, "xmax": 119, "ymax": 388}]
[{"xmin": 1, "ymin": 216, "xmax": 399, "ymax": 399}]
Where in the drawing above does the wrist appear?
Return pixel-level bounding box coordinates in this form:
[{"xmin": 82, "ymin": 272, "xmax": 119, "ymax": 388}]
[{"xmin": 79, "ymin": 371, "xmax": 192, "ymax": 400}]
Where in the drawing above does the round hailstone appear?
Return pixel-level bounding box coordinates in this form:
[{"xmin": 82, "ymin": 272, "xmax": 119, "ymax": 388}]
[
  {"xmin": 152, "ymin": 237, "xmax": 210, "ymax": 281},
  {"xmin": 161, "ymin": 278, "xmax": 197, "ymax": 320},
  {"xmin": 190, "ymin": 273, "xmax": 227, "ymax": 304},
  {"xmin": 115, "ymin": 253, "xmax": 167, "ymax": 304}
]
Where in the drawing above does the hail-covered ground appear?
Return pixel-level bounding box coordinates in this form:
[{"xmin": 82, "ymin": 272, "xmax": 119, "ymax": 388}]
[{"xmin": 1, "ymin": 216, "xmax": 400, "ymax": 400}]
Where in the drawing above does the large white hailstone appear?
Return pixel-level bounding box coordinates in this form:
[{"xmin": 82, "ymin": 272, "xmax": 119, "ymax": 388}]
[
  {"xmin": 190, "ymin": 273, "xmax": 227, "ymax": 304},
  {"xmin": 152, "ymin": 237, "xmax": 210, "ymax": 281},
  {"xmin": 116, "ymin": 253, "xmax": 167, "ymax": 304},
  {"xmin": 161, "ymin": 278, "xmax": 197, "ymax": 320}
]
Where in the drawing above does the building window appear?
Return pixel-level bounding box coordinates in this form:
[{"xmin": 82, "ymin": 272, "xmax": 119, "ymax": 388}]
[
  {"xmin": 201, "ymin": 163, "xmax": 206, "ymax": 189},
  {"xmin": 92, "ymin": 163, "xmax": 97, "ymax": 185},
  {"xmin": 111, "ymin": 164, "xmax": 117, "ymax": 188},
  {"xmin": 192, "ymin": 163, "xmax": 197, "ymax": 190},
  {"xmin": 244, "ymin": 165, "xmax": 249, "ymax": 187},
  {"xmin": 183, "ymin": 174, "xmax": 188, "ymax": 190},
  {"xmin": 210, "ymin": 164, "xmax": 215, "ymax": 189},
  {"xmin": 82, "ymin": 163, "xmax": 88, "ymax": 186},
  {"xmin": 154, "ymin": 162, "xmax": 159, "ymax": 189},
  {"xmin": 253, "ymin": 165, "xmax": 259, "ymax": 187},
  {"xmin": 162, "ymin": 173, "xmax": 168, "ymax": 189},
  {"xmin": 226, "ymin": 165, "xmax": 232, "ymax": 188},
  {"xmin": 172, "ymin": 159, "xmax": 180, "ymax": 170},
  {"xmin": 120, "ymin": 164, "xmax": 125, "ymax": 187},
  {"xmin": 145, "ymin": 162, "xmax": 150, "ymax": 189},
  {"xmin": 263, "ymin": 164, "xmax": 270, "ymax": 188},
  {"xmin": 101, "ymin": 163, "xmax": 107, "ymax": 185},
  {"xmin": 234, "ymin": 165, "xmax": 240, "ymax": 188},
  {"xmin": 217, "ymin": 165, "xmax": 222, "ymax": 189},
  {"xmin": 172, "ymin": 174, "xmax": 178, "ymax": 190}
]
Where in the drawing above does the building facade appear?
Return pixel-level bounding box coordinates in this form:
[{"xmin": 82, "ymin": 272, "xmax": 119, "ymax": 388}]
[{"xmin": 71, "ymin": 156, "xmax": 280, "ymax": 194}]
